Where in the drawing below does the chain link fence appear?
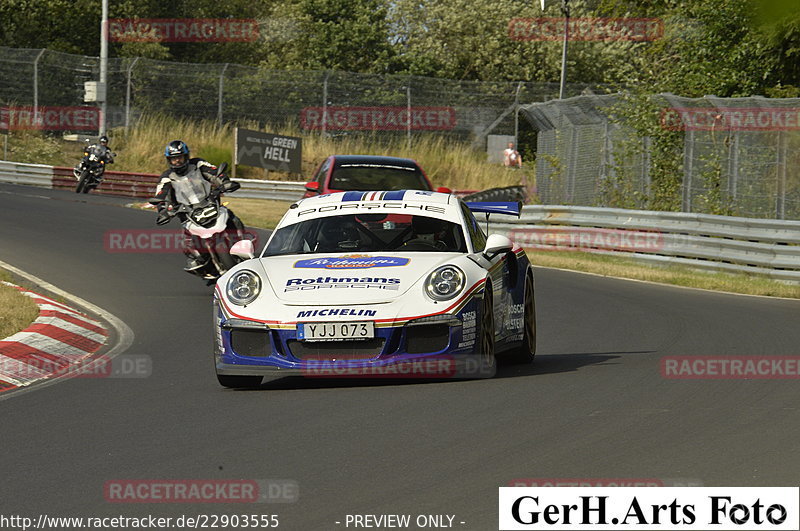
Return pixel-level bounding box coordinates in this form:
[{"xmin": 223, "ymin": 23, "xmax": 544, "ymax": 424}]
[
  {"xmin": 0, "ymin": 47, "xmax": 601, "ymax": 147},
  {"xmin": 522, "ymin": 94, "xmax": 800, "ymax": 220}
]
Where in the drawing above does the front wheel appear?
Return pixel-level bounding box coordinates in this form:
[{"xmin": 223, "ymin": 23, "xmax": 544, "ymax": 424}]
[
  {"xmin": 216, "ymin": 374, "xmax": 262, "ymax": 389},
  {"xmin": 503, "ymin": 273, "xmax": 536, "ymax": 364},
  {"xmin": 75, "ymin": 170, "xmax": 90, "ymax": 193},
  {"xmin": 217, "ymin": 249, "xmax": 236, "ymax": 271},
  {"xmin": 478, "ymin": 283, "xmax": 496, "ymax": 373}
]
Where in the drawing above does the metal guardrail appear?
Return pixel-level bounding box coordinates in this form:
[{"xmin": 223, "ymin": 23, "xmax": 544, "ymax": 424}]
[
  {"xmin": 0, "ymin": 160, "xmax": 475, "ymax": 201},
  {"xmin": 0, "ymin": 160, "xmax": 308, "ymax": 200},
  {"xmin": 0, "ymin": 161, "xmax": 53, "ymax": 188},
  {"xmin": 236, "ymin": 180, "xmax": 305, "ymax": 202},
  {"xmin": 489, "ymin": 205, "xmax": 800, "ymax": 282},
  {"xmin": 52, "ymin": 167, "xmax": 161, "ymax": 198}
]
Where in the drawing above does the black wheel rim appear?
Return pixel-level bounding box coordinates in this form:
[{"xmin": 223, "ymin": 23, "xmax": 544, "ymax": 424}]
[
  {"xmin": 523, "ymin": 276, "xmax": 535, "ymax": 353},
  {"xmin": 481, "ymin": 288, "xmax": 494, "ymax": 365}
]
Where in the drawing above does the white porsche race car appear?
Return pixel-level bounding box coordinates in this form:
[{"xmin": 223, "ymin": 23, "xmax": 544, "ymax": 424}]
[{"xmin": 213, "ymin": 190, "xmax": 535, "ymax": 388}]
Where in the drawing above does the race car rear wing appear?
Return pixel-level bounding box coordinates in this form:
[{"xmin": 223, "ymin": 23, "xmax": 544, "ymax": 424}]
[{"xmin": 465, "ymin": 201, "xmax": 522, "ymax": 217}]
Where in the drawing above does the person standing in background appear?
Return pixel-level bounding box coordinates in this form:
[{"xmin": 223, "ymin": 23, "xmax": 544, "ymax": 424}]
[{"xmin": 503, "ymin": 141, "xmax": 523, "ymax": 168}]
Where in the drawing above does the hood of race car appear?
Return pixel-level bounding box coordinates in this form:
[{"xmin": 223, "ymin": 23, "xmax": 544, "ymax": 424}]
[{"xmin": 256, "ymin": 253, "xmax": 457, "ymax": 305}]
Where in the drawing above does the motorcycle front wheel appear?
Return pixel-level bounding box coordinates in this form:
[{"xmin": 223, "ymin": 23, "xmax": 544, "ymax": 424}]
[
  {"xmin": 217, "ymin": 249, "xmax": 236, "ymax": 271},
  {"xmin": 75, "ymin": 170, "xmax": 90, "ymax": 193}
]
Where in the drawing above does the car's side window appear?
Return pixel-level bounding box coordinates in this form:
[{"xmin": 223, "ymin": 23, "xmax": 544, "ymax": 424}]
[{"xmin": 460, "ymin": 201, "xmax": 487, "ymax": 252}]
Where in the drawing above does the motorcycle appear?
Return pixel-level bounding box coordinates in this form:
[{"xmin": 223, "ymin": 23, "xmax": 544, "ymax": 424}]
[
  {"xmin": 74, "ymin": 142, "xmax": 112, "ymax": 194},
  {"xmin": 148, "ymin": 163, "xmax": 255, "ymax": 284}
]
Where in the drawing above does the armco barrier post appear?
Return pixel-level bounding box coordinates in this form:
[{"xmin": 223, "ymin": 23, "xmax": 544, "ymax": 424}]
[
  {"xmin": 776, "ymin": 131, "xmax": 786, "ymax": 220},
  {"xmin": 682, "ymin": 130, "xmax": 694, "ymax": 212}
]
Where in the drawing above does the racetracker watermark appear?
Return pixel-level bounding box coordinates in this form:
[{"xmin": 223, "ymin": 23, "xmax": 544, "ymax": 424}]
[
  {"xmin": 661, "ymin": 107, "xmax": 800, "ymax": 131},
  {"xmin": 662, "ymin": 356, "xmax": 800, "ymax": 379},
  {"xmin": 299, "ymin": 106, "xmax": 457, "ymax": 131},
  {"xmin": 302, "ymin": 355, "xmax": 495, "ymax": 379},
  {"xmin": 509, "ymin": 228, "xmax": 663, "ymax": 253},
  {"xmin": 0, "ymin": 354, "xmax": 151, "ymax": 380},
  {"xmin": 0, "ymin": 106, "xmax": 99, "ymax": 131},
  {"xmin": 508, "ymin": 478, "xmax": 704, "ymax": 487},
  {"xmin": 104, "ymin": 479, "xmax": 298, "ymax": 503},
  {"xmin": 108, "ymin": 19, "xmax": 259, "ymax": 42},
  {"xmin": 508, "ymin": 17, "xmax": 663, "ymax": 41},
  {"xmin": 104, "ymin": 229, "xmax": 258, "ymax": 254}
]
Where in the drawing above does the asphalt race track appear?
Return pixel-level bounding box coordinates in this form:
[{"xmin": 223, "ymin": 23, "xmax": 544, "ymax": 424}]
[{"xmin": 1, "ymin": 181, "xmax": 799, "ymax": 529}]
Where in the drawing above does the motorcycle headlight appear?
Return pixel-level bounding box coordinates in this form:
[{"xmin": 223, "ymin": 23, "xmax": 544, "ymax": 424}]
[
  {"xmin": 226, "ymin": 270, "xmax": 261, "ymax": 306},
  {"xmin": 424, "ymin": 265, "xmax": 464, "ymax": 301}
]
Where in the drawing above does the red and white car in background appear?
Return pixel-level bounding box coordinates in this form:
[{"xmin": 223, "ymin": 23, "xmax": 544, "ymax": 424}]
[{"xmin": 303, "ymin": 154, "xmax": 451, "ymax": 198}]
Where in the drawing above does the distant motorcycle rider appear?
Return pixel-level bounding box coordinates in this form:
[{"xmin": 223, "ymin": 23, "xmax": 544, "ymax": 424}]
[
  {"xmin": 73, "ymin": 135, "xmax": 114, "ymax": 179},
  {"xmin": 152, "ymin": 140, "xmax": 244, "ymax": 272}
]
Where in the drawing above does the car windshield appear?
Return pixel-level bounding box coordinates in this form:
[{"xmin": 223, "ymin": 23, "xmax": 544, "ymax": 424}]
[
  {"xmin": 330, "ymin": 164, "xmax": 429, "ymax": 191},
  {"xmin": 264, "ymin": 213, "xmax": 467, "ymax": 256}
]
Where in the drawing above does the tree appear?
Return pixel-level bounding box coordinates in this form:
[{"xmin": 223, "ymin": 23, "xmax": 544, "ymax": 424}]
[
  {"xmin": 388, "ymin": 0, "xmax": 651, "ymax": 85},
  {"xmin": 258, "ymin": 0, "xmax": 395, "ymax": 73}
]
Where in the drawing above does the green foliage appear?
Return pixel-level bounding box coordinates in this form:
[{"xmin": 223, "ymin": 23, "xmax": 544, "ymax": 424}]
[
  {"xmin": 0, "ymin": 0, "xmax": 798, "ymax": 100},
  {"xmin": 389, "ymin": 0, "xmax": 648, "ymax": 84},
  {"xmin": 599, "ymin": 134, "xmax": 645, "ymax": 210},
  {"xmin": 0, "ymin": 0, "xmax": 100, "ymax": 54},
  {"xmin": 608, "ymin": 93, "xmax": 683, "ymax": 211},
  {"xmin": 196, "ymin": 145, "xmax": 232, "ymax": 167},
  {"xmin": 259, "ymin": 0, "xmax": 395, "ymax": 73},
  {"xmin": 694, "ymin": 149, "xmax": 733, "ymax": 216},
  {"xmin": 5, "ymin": 131, "xmax": 65, "ymax": 165}
]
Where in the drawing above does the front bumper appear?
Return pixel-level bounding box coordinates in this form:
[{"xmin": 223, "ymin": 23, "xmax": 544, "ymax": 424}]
[{"xmin": 213, "ymin": 300, "xmax": 491, "ymax": 378}]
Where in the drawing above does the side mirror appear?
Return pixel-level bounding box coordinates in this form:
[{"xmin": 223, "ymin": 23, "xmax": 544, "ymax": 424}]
[
  {"xmin": 483, "ymin": 234, "xmax": 513, "ymax": 259},
  {"xmin": 304, "ymin": 181, "xmax": 320, "ymax": 193},
  {"xmin": 435, "ymin": 186, "xmax": 452, "ymax": 194},
  {"xmin": 147, "ymin": 196, "xmax": 162, "ymax": 206},
  {"xmin": 230, "ymin": 240, "xmax": 255, "ymax": 260}
]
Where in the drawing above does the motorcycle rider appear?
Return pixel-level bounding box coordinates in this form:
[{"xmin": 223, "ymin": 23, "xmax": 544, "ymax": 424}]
[
  {"xmin": 73, "ymin": 135, "xmax": 115, "ymax": 179},
  {"xmin": 152, "ymin": 140, "xmax": 244, "ymax": 273}
]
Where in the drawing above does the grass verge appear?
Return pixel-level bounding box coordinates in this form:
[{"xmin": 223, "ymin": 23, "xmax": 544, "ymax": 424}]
[
  {"xmin": 111, "ymin": 115, "xmax": 530, "ymax": 192},
  {"xmin": 3, "ymin": 114, "xmax": 533, "ymax": 193},
  {"xmin": 528, "ymin": 250, "xmax": 800, "ymax": 299},
  {"xmin": 223, "ymin": 198, "xmax": 293, "ymax": 230},
  {"xmin": 0, "ymin": 269, "xmax": 40, "ymax": 339}
]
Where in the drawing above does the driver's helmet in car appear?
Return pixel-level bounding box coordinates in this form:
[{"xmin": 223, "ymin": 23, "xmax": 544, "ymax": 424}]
[
  {"xmin": 408, "ymin": 216, "xmax": 449, "ymax": 250},
  {"xmin": 412, "ymin": 216, "xmax": 446, "ymax": 238},
  {"xmin": 317, "ymin": 218, "xmax": 360, "ymax": 252}
]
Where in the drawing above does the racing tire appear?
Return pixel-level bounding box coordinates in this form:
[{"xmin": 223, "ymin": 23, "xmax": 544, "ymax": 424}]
[
  {"xmin": 478, "ymin": 282, "xmax": 496, "ymax": 373},
  {"xmin": 216, "ymin": 374, "xmax": 262, "ymax": 389},
  {"xmin": 217, "ymin": 249, "xmax": 236, "ymax": 271},
  {"xmin": 503, "ymin": 273, "xmax": 536, "ymax": 364},
  {"xmin": 75, "ymin": 171, "xmax": 90, "ymax": 193}
]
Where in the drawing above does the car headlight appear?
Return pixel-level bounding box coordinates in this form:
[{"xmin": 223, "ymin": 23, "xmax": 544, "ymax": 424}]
[
  {"xmin": 226, "ymin": 270, "xmax": 261, "ymax": 306},
  {"xmin": 424, "ymin": 265, "xmax": 465, "ymax": 301}
]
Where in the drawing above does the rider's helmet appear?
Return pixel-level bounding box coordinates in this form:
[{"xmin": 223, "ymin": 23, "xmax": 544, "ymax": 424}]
[
  {"xmin": 165, "ymin": 140, "xmax": 190, "ymax": 175},
  {"xmin": 99, "ymin": 135, "xmax": 109, "ymax": 146}
]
